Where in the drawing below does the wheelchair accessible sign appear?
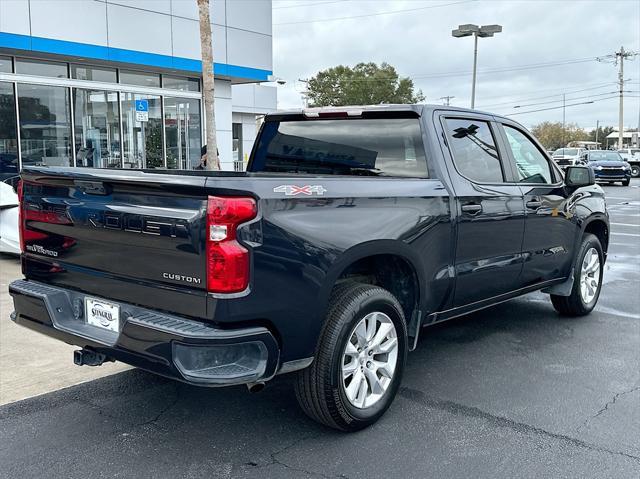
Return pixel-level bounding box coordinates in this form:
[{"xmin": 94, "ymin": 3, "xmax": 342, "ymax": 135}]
[{"xmin": 135, "ymin": 99, "xmax": 149, "ymax": 122}]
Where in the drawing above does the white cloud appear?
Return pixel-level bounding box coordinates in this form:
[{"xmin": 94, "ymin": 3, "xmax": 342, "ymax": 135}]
[{"xmin": 272, "ymin": 0, "xmax": 640, "ymax": 130}]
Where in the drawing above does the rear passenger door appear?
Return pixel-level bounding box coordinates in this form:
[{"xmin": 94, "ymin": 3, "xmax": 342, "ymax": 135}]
[
  {"xmin": 438, "ymin": 114, "xmax": 526, "ymax": 307},
  {"xmin": 496, "ymin": 121, "xmax": 577, "ymax": 285}
]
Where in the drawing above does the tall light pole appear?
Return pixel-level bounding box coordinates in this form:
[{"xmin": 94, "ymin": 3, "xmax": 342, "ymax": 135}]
[{"xmin": 452, "ymin": 24, "xmax": 502, "ymax": 109}]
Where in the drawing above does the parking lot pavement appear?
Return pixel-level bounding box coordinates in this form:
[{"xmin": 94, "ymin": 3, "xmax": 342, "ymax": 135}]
[
  {"xmin": 0, "ymin": 255, "xmax": 128, "ymax": 405},
  {"xmin": 0, "ymin": 180, "xmax": 638, "ymax": 478}
]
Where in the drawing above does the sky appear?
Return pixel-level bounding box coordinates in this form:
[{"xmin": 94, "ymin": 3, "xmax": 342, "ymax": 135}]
[{"xmin": 271, "ymin": 0, "xmax": 640, "ymax": 131}]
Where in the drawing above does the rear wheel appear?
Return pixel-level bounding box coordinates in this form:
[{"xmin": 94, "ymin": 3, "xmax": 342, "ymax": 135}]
[
  {"xmin": 630, "ymin": 165, "xmax": 640, "ymax": 178},
  {"xmin": 294, "ymin": 283, "xmax": 407, "ymax": 431},
  {"xmin": 550, "ymin": 233, "xmax": 603, "ymax": 316}
]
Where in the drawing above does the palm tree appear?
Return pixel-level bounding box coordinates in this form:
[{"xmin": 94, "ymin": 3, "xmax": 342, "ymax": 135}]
[{"xmin": 197, "ymin": 0, "xmax": 220, "ymax": 170}]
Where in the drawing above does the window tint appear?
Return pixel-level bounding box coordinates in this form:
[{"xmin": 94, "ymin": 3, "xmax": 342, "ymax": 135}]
[
  {"xmin": 164, "ymin": 97, "xmax": 202, "ymax": 169},
  {"xmin": 445, "ymin": 118, "xmax": 503, "ymax": 183},
  {"xmin": 18, "ymin": 83, "xmax": 72, "ymax": 167},
  {"xmin": 587, "ymin": 151, "xmax": 622, "ymax": 162},
  {"xmin": 119, "ymin": 70, "xmax": 160, "ymax": 88},
  {"xmin": 0, "ymin": 82, "xmax": 19, "ymax": 179},
  {"xmin": 162, "ymin": 75, "xmax": 200, "ymax": 92},
  {"xmin": 503, "ymin": 125, "xmax": 553, "ymax": 184},
  {"xmin": 73, "ymin": 89, "xmax": 121, "ymax": 168},
  {"xmin": 121, "ymin": 92, "xmax": 163, "ymax": 168},
  {"xmin": 251, "ymin": 118, "xmax": 428, "ymax": 177},
  {"xmin": 71, "ymin": 65, "xmax": 117, "ymax": 83},
  {"xmin": 15, "ymin": 58, "xmax": 68, "ymax": 78},
  {"xmin": 0, "ymin": 56, "xmax": 12, "ymax": 73}
]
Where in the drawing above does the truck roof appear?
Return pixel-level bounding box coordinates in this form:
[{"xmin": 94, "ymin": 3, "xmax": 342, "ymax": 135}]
[{"xmin": 264, "ymin": 103, "xmax": 509, "ymax": 121}]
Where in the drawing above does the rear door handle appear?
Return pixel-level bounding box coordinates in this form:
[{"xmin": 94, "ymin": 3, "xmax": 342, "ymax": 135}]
[
  {"xmin": 526, "ymin": 199, "xmax": 542, "ymax": 209},
  {"xmin": 461, "ymin": 203, "xmax": 482, "ymax": 214}
]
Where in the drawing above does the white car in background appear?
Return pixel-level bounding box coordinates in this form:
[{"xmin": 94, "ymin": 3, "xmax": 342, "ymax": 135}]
[
  {"xmin": 551, "ymin": 148, "xmax": 588, "ymax": 169},
  {"xmin": 0, "ymin": 178, "xmax": 20, "ymax": 255},
  {"xmin": 617, "ymin": 148, "xmax": 640, "ymax": 177}
]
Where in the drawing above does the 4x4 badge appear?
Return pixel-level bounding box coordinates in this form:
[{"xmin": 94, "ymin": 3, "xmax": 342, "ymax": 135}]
[{"xmin": 273, "ymin": 185, "xmax": 327, "ymax": 196}]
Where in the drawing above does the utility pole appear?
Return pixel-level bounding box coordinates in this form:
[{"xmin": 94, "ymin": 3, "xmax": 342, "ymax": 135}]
[
  {"xmin": 439, "ymin": 96, "xmax": 455, "ymax": 106},
  {"xmin": 598, "ymin": 47, "xmax": 637, "ymax": 149},
  {"xmin": 562, "ymin": 93, "xmax": 566, "ymax": 147},
  {"xmin": 595, "ymin": 119, "xmax": 599, "ymax": 148},
  {"xmin": 617, "ymin": 46, "xmax": 626, "ymax": 149},
  {"xmin": 298, "ymin": 78, "xmax": 309, "ymax": 107}
]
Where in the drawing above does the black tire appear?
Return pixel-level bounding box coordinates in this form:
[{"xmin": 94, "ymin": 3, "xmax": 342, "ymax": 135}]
[
  {"xmin": 294, "ymin": 282, "xmax": 408, "ymax": 431},
  {"xmin": 622, "ymin": 179, "xmax": 630, "ymax": 186},
  {"xmin": 550, "ymin": 233, "xmax": 603, "ymax": 316},
  {"xmin": 630, "ymin": 165, "xmax": 640, "ymax": 178}
]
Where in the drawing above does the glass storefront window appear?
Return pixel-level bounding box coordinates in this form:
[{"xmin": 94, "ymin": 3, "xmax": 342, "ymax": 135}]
[
  {"xmin": 18, "ymin": 83, "xmax": 72, "ymax": 168},
  {"xmin": 74, "ymin": 89, "xmax": 121, "ymax": 168},
  {"xmin": 164, "ymin": 97, "xmax": 202, "ymax": 169},
  {"xmin": 71, "ymin": 65, "xmax": 117, "ymax": 83},
  {"xmin": 0, "ymin": 56, "xmax": 12, "ymax": 73},
  {"xmin": 232, "ymin": 122, "xmax": 243, "ymax": 170},
  {"xmin": 121, "ymin": 93, "xmax": 163, "ymax": 169},
  {"xmin": 15, "ymin": 58, "xmax": 68, "ymax": 78},
  {"xmin": 119, "ymin": 70, "xmax": 160, "ymax": 88},
  {"xmin": 162, "ymin": 76, "xmax": 200, "ymax": 92},
  {"xmin": 0, "ymin": 82, "xmax": 19, "ymax": 180}
]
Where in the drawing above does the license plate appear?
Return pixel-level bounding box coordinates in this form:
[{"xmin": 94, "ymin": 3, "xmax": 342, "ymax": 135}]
[{"xmin": 85, "ymin": 297, "xmax": 120, "ymax": 332}]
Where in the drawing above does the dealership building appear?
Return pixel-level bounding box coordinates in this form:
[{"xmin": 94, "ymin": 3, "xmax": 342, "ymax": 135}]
[{"xmin": 0, "ymin": 0, "xmax": 276, "ymax": 177}]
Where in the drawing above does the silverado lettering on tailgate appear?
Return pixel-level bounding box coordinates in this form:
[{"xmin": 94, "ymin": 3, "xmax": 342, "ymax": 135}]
[{"xmin": 88, "ymin": 212, "xmax": 190, "ymax": 238}]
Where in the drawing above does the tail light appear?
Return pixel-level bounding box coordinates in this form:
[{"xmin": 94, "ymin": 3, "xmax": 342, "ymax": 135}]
[
  {"xmin": 17, "ymin": 180, "xmax": 24, "ymax": 252},
  {"xmin": 17, "ymin": 180, "xmax": 71, "ymax": 253},
  {"xmin": 206, "ymin": 196, "xmax": 257, "ymax": 294}
]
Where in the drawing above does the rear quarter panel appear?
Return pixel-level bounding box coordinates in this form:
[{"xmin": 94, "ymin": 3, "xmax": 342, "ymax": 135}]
[{"xmin": 205, "ymin": 176, "xmax": 453, "ymax": 361}]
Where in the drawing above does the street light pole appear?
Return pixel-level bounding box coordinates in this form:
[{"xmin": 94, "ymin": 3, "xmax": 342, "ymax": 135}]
[
  {"xmin": 471, "ymin": 33, "xmax": 478, "ymax": 108},
  {"xmin": 452, "ymin": 24, "xmax": 502, "ymax": 109}
]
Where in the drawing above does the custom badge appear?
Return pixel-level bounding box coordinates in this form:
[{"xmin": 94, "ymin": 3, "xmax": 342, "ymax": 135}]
[{"xmin": 273, "ymin": 185, "xmax": 327, "ymax": 196}]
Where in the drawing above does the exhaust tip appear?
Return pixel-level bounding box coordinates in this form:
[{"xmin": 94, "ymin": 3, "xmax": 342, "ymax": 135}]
[{"xmin": 247, "ymin": 381, "xmax": 265, "ymax": 393}]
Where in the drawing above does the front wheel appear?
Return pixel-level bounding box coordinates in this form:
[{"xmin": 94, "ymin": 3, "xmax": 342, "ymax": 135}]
[
  {"xmin": 622, "ymin": 179, "xmax": 630, "ymax": 186},
  {"xmin": 294, "ymin": 283, "xmax": 408, "ymax": 431},
  {"xmin": 550, "ymin": 233, "xmax": 603, "ymax": 316},
  {"xmin": 630, "ymin": 165, "xmax": 640, "ymax": 178}
]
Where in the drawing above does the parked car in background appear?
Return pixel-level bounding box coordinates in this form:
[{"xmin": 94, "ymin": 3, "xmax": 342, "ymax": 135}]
[
  {"xmin": 617, "ymin": 148, "xmax": 640, "ymax": 177},
  {"xmin": 552, "ymin": 148, "xmax": 588, "ymax": 169},
  {"xmin": 0, "ymin": 177, "xmax": 20, "ymax": 255},
  {"xmin": 586, "ymin": 150, "xmax": 631, "ymax": 185},
  {"xmin": 0, "ymin": 153, "xmax": 19, "ymax": 183}
]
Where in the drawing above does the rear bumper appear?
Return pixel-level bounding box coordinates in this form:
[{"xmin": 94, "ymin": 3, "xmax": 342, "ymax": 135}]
[{"xmin": 9, "ymin": 279, "xmax": 282, "ymax": 386}]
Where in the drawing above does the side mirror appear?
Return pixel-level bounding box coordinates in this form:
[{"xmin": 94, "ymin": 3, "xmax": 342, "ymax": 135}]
[{"xmin": 565, "ymin": 166, "xmax": 595, "ymax": 188}]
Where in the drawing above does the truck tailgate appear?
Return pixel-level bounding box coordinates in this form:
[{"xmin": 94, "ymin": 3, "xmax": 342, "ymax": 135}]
[{"xmin": 20, "ymin": 168, "xmax": 210, "ymax": 318}]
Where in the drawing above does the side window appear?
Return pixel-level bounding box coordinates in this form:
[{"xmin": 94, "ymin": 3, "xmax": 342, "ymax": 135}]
[
  {"xmin": 503, "ymin": 125, "xmax": 553, "ymax": 184},
  {"xmin": 445, "ymin": 118, "xmax": 504, "ymax": 183}
]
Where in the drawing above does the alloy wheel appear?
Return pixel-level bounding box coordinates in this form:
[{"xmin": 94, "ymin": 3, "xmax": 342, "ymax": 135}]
[
  {"xmin": 580, "ymin": 247, "xmax": 600, "ymax": 304},
  {"xmin": 341, "ymin": 311, "xmax": 398, "ymax": 409}
]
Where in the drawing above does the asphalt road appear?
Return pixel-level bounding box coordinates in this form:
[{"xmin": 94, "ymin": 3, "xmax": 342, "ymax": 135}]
[{"xmin": 1, "ymin": 180, "xmax": 638, "ymax": 479}]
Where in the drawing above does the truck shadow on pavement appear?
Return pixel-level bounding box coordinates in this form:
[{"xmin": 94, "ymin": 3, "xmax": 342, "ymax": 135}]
[{"xmin": 2, "ymin": 296, "xmax": 636, "ymax": 478}]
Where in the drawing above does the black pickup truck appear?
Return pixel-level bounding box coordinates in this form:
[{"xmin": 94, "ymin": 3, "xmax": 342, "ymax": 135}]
[{"xmin": 9, "ymin": 104, "xmax": 608, "ymax": 431}]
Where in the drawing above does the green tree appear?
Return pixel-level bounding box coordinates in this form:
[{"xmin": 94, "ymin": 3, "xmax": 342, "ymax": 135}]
[
  {"xmin": 588, "ymin": 125, "xmax": 615, "ymax": 149},
  {"xmin": 530, "ymin": 121, "xmax": 588, "ymax": 150},
  {"xmin": 306, "ymin": 62, "xmax": 424, "ymax": 107}
]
